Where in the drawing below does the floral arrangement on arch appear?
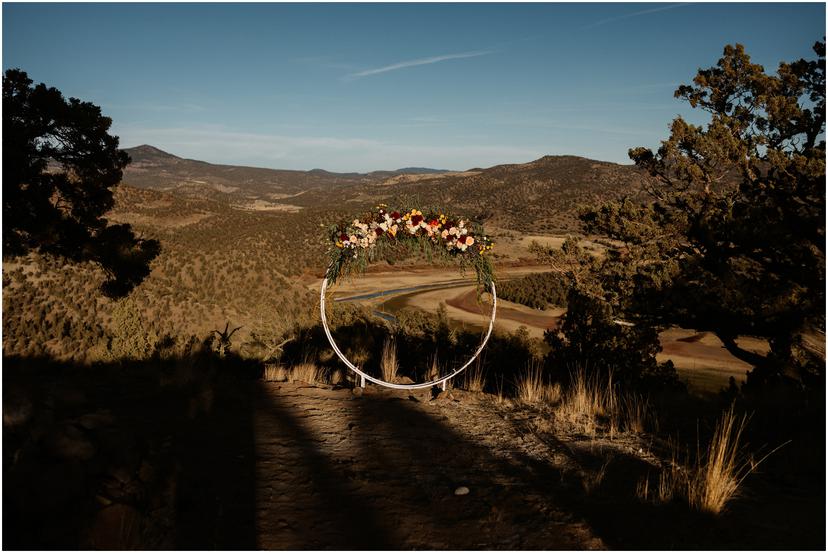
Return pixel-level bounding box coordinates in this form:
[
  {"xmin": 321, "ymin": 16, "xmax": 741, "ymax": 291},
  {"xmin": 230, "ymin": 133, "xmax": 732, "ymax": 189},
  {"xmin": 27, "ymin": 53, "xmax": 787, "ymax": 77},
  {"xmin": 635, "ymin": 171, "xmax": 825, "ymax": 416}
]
[{"xmin": 325, "ymin": 205, "xmax": 495, "ymax": 290}]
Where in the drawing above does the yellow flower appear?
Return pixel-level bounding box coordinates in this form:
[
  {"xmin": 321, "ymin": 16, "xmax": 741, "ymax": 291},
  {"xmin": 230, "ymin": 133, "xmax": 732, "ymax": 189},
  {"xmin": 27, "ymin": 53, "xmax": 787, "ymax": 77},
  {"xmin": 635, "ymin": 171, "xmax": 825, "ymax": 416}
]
[{"xmin": 336, "ymin": 241, "xmax": 344, "ymax": 248}]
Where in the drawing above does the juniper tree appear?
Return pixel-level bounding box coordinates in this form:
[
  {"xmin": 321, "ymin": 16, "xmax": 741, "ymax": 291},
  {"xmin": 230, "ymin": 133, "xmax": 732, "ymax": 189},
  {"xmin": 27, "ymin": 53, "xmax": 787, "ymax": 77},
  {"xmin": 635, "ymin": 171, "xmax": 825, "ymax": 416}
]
[
  {"xmin": 577, "ymin": 41, "xmax": 825, "ymax": 391},
  {"xmin": 3, "ymin": 69, "xmax": 159, "ymax": 296}
]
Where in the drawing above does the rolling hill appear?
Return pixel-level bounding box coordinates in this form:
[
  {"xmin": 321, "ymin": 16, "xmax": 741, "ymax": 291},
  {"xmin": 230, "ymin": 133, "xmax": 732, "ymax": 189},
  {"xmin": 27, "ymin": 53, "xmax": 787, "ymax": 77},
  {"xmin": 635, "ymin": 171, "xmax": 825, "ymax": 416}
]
[{"xmin": 122, "ymin": 146, "xmax": 652, "ymax": 231}]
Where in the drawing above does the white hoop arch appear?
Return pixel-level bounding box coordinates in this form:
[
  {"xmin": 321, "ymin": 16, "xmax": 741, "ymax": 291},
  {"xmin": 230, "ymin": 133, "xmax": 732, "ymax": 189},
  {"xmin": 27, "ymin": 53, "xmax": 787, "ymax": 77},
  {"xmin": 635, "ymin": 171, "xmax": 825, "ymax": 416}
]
[{"xmin": 320, "ymin": 277, "xmax": 497, "ymax": 390}]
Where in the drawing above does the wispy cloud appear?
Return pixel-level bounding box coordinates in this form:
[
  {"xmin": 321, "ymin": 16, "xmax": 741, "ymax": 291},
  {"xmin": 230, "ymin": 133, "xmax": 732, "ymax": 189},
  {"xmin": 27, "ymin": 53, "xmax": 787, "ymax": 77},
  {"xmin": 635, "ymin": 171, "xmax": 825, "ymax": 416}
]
[
  {"xmin": 345, "ymin": 50, "xmax": 492, "ymax": 80},
  {"xmin": 582, "ymin": 3, "xmax": 691, "ymax": 30}
]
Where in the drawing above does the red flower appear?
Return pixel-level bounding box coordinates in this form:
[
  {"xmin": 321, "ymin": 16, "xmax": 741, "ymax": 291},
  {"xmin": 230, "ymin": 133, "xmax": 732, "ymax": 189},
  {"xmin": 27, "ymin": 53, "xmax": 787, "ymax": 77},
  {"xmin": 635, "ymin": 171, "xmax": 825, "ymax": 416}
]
[
  {"xmin": 339, "ymin": 233, "xmax": 348, "ymax": 241},
  {"xmin": 458, "ymin": 235, "xmax": 468, "ymax": 244},
  {"xmin": 429, "ymin": 219, "xmax": 440, "ymax": 227},
  {"xmin": 411, "ymin": 214, "xmax": 424, "ymax": 226},
  {"xmin": 390, "ymin": 211, "xmax": 401, "ymax": 220},
  {"xmin": 375, "ymin": 227, "xmax": 384, "ymax": 236}
]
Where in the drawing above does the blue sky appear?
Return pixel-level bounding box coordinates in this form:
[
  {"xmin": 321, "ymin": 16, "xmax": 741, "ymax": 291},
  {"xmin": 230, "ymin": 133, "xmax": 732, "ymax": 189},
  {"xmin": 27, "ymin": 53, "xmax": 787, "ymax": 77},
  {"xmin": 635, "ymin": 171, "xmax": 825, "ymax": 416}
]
[{"xmin": 3, "ymin": 2, "xmax": 825, "ymax": 172}]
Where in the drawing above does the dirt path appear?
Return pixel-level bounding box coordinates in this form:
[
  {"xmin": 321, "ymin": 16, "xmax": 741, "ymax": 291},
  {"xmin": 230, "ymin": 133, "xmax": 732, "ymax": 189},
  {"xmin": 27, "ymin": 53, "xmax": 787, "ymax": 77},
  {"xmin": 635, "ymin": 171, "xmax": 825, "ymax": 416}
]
[{"xmin": 253, "ymin": 383, "xmax": 605, "ymax": 550}]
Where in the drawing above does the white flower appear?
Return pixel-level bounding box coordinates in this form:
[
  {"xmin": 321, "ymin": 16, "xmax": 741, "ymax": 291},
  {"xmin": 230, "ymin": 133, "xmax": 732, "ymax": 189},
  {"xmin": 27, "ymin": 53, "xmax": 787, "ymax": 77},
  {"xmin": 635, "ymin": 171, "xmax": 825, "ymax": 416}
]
[{"xmin": 441, "ymin": 229, "xmax": 449, "ymax": 239}]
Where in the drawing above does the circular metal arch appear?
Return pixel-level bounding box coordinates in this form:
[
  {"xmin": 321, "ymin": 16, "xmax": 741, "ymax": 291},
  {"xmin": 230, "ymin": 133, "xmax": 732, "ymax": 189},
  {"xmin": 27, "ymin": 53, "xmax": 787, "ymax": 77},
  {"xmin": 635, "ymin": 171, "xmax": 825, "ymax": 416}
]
[{"xmin": 320, "ymin": 277, "xmax": 497, "ymax": 390}]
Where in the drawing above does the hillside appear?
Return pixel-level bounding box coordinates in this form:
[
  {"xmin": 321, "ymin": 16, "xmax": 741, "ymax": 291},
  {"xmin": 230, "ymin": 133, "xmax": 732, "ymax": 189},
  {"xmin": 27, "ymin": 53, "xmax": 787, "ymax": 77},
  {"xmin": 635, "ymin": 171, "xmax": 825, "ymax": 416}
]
[
  {"xmin": 122, "ymin": 146, "xmax": 451, "ymax": 209},
  {"xmin": 122, "ymin": 147, "xmax": 652, "ymax": 231},
  {"xmin": 385, "ymin": 155, "xmax": 652, "ymax": 232}
]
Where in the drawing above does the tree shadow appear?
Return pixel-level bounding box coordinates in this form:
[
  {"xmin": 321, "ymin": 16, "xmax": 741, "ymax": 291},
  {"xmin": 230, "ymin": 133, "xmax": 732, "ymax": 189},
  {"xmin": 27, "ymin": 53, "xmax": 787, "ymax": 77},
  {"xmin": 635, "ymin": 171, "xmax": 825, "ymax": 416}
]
[
  {"xmin": 501, "ymin": 406, "xmax": 826, "ymax": 550},
  {"xmin": 253, "ymin": 387, "xmax": 397, "ymax": 549},
  {"xmin": 4, "ymin": 352, "xmax": 823, "ymax": 550},
  {"xmin": 3, "ymin": 353, "xmax": 259, "ymax": 549},
  {"xmin": 346, "ymin": 390, "xmax": 825, "ymax": 550},
  {"xmin": 343, "ymin": 391, "xmax": 594, "ymax": 549}
]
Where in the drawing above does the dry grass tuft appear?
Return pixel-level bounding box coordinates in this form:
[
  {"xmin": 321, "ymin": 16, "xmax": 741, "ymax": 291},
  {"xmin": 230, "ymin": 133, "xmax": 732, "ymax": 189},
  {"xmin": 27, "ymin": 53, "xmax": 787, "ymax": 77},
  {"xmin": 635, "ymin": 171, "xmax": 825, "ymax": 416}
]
[
  {"xmin": 290, "ymin": 362, "xmax": 321, "ymax": 384},
  {"xmin": 639, "ymin": 407, "xmax": 785, "ymax": 515},
  {"xmin": 687, "ymin": 406, "xmax": 751, "ymax": 514},
  {"xmin": 263, "ymin": 364, "xmax": 288, "ymax": 382},
  {"xmin": 622, "ymin": 393, "xmax": 654, "ymax": 434},
  {"xmin": 557, "ymin": 369, "xmax": 616, "ymax": 434},
  {"xmin": 463, "ymin": 355, "xmax": 487, "ymax": 393},
  {"xmin": 516, "ymin": 360, "xmax": 546, "ymax": 404},
  {"xmin": 494, "ymin": 374, "xmax": 509, "ymax": 406},
  {"xmin": 555, "ymin": 368, "xmax": 652, "ymax": 436},
  {"xmin": 514, "ymin": 360, "xmax": 561, "ymax": 404},
  {"xmin": 380, "ymin": 337, "xmax": 399, "ymax": 382}
]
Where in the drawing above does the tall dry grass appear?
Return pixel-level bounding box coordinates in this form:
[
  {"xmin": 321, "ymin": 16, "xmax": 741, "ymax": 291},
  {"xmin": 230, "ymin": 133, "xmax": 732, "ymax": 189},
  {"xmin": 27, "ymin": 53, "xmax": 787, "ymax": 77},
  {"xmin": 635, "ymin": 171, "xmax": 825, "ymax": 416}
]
[
  {"xmin": 638, "ymin": 406, "xmax": 786, "ymax": 515},
  {"xmin": 516, "ymin": 360, "xmax": 561, "ymax": 404},
  {"xmin": 556, "ymin": 368, "xmax": 652, "ymax": 436},
  {"xmin": 263, "ymin": 364, "xmax": 288, "ymax": 382},
  {"xmin": 290, "ymin": 362, "xmax": 320, "ymax": 384},
  {"xmin": 557, "ymin": 369, "xmax": 616, "ymax": 435},
  {"xmin": 516, "ymin": 360, "xmax": 546, "ymax": 404},
  {"xmin": 687, "ymin": 406, "xmax": 752, "ymax": 514},
  {"xmin": 494, "ymin": 374, "xmax": 509, "ymax": 405},
  {"xmin": 622, "ymin": 393, "xmax": 654, "ymax": 434},
  {"xmin": 463, "ymin": 355, "xmax": 487, "ymax": 393},
  {"xmin": 380, "ymin": 337, "xmax": 399, "ymax": 382}
]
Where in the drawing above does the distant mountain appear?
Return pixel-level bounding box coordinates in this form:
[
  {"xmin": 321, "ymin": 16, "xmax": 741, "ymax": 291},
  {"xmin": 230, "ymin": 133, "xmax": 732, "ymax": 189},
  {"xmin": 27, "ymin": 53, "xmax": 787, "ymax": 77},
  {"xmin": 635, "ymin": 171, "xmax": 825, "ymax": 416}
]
[
  {"xmin": 122, "ymin": 145, "xmax": 377, "ymax": 200},
  {"xmin": 394, "ymin": 167, "xmax": 451, "ymax": 174},
  {"xmin": 120, "ymin": 146, "xmax": 651, "ymax": 231},
  {"xmin": 384, "ymin": 155, "xmax": 652, "ymax": 232},
  {"xmin": 121, "ymin": 145, "xmax": 457, "ymax": 205}
]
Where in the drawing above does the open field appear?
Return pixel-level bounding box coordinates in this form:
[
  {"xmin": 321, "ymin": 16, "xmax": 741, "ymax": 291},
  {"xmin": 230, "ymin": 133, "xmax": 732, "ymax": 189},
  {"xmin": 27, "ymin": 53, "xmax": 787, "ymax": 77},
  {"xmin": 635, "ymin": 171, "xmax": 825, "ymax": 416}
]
[{"xmin": 325, "ymin": 267, "xmax": 772, "ymax": 394}]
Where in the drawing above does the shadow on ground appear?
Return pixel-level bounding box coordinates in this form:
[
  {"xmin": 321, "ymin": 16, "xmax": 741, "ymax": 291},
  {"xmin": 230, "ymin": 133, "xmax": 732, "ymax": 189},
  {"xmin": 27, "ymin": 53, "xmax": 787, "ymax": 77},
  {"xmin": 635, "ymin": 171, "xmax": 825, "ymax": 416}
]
[{"xmin": 3, "ymin": 352, "xmax": 825, "ymax": 549}]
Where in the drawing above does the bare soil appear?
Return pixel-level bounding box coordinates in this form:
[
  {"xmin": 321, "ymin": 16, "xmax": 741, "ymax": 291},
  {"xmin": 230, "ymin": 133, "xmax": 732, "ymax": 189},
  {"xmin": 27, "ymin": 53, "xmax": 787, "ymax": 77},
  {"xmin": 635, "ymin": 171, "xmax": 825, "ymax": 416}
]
[{"xmin": 254, "ymin": 383, "xmax": 605, "ymax": 549}]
